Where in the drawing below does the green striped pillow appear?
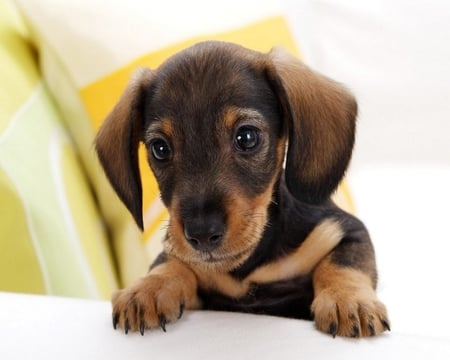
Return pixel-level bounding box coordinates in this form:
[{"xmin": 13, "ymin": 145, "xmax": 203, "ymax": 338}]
[{"xmin": 0, "ymin": 0, "xmax": 117, "ymax": 299}]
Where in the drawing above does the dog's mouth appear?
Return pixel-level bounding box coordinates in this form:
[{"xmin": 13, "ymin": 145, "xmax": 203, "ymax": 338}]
[
  {"xmin": 164, "ymin": 230, "xmax": 256, "ymax": 269},
  {"xmin": 186, "ymin": 244, "xmax": 257, "ymax": 270},
  {"xmin": 199, "ymin": 247, "xmax": 254, "ymax": 264}
]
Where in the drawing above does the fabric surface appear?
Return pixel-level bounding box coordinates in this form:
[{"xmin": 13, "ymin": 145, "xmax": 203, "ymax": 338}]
[
  {"xmin": 0, "ymin": 0, "xmax": 117, "ymax": 298},
  {"xmin": 1, "ymin": 292, "xmax": 449, "ymax": 360}
]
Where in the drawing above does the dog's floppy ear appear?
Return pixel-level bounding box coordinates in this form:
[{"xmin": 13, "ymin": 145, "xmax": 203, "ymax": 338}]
[
  {"xmin": 95, "ymin": 68, "xmax": 154, "ymax": 230},
  {"xmin": 266, "ymin": 47, "xmax": 357, "ymax": 204}
]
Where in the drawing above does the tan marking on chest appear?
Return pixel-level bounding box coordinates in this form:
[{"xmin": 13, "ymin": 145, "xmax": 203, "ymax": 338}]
[{"xmin": 191, "ymin": 219, "xmax": 343, "ymax": 298}]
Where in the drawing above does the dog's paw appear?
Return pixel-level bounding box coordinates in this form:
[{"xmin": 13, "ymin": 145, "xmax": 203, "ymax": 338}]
[
  {"xmin": 112, "ymin": 274, "xmax": 197, "ymax": 335},
  {"xmin": 311, "ymin": 287, "xmax": 390, "ymax": 338}
]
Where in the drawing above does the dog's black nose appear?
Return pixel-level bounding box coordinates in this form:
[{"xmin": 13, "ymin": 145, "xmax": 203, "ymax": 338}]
[{"xmin": 184, "ymin": 216, "xmax": 225, "ymax": 252}]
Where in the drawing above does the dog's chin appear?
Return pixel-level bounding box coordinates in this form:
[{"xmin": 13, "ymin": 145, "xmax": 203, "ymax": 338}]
[
  {"xmin": 197, "ymin": 247, "xmax": 255, "ymax": 269},
  {"xmin": 165, "ymin": 241, "xmax": 256, "ymax": 272}
]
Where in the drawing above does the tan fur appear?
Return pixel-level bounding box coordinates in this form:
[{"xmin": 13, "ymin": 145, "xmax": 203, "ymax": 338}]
[
  {"xmin": 223, "ymin": 187, "xmax": 273, "ymax": 266},
  {"xmin": 112, "ymin": 257, "xmax": 200, "ymax": 332},
  {"xmin": 223, "ymin": 106, "xmax": 242, "ymax": 129},
  {"xmin": 165, "ymin": 184, "xmax": 274, "ymax": 273},
  {"xmin": 188, "ymin": 220, "xmax": 344, "ymax": 299},
  {"xmin": 163, "ymin": 201, "xmax": 193, "ymax": 265},
  {"xmin": 192, "ymin": 268, "xmax": 248, "ymax": 298},
  {"xmin": 267, "ymin": 47, "xmax": 356, "ymax": 202},
  {"xmin": 223, "ymin": 107, "xmax": 267, "ymax": 130},
  {"xmin": 146, "ymin": 117, "xmax": 174, "ymax": 140},
  {"xmin": 247, "ymin": 219, "xmax": 343, "ymax": 284},
  {"xmin": 312, "ymin": 256, "xmax": 389, "ymax": 337}
]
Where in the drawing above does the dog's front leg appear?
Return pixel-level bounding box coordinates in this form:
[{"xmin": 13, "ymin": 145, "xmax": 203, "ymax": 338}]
[
  {"xmin": 112, "ymin": 256, "xmax": 200, "ymax": 335},
  {"xmin": 311, "ymin": 224, "xmax": 390, "ymax": 338}
]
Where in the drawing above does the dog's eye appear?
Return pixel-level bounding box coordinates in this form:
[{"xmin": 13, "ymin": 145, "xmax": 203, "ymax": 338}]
[
  {"xmin": 151, "ymin": 138, "xmax": 172, "ymax": 161},
  {"xmin": 235, "ymin": 126, "xmax": 260, "ymax": 152}
]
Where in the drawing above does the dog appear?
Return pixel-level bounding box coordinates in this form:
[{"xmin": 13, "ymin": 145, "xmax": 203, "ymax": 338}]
[{"xmin": 95, "ymin": 41, "xmax": 389, "ymax": 338}]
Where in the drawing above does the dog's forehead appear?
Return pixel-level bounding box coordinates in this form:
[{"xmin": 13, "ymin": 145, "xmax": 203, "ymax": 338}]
[{"xmin": 146, "ymin": 43, "xmax": 273, "ymax": 127}]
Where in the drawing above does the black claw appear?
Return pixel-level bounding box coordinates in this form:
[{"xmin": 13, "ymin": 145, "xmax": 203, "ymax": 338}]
[
  {"xmin": 159, "ymin": 315, "xmax": 167, "ymax": 332},
  {"xmin": 329, "ymin": 322, "xmax": 337, "ymax": 338},
  {"xmin": 382, "ymin": 319, "xmax": 391, "ymax": 332},
  {"xmin": 112, "ymin": 313, "xmax": 119, "ymax": 330},
  {"xmin": 351, "ymin": 324, "xmax": 360, "ymax": 338},
  {"xmin": 369, "ymin": 321, "xmax": 376, "ymax": 336},
  {"xmin": 140, "ymin": 320, "xmax": 145, "ymax": 336},
  {"xmin": 178, "ymin": 302, "xmax": 185, "ymax": 319},
  {"xmin": 124, "ymin": 319, "xmax": 129, "ymax": 335}
]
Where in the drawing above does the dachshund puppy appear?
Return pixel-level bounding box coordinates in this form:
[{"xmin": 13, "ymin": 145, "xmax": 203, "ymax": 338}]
[{"xmin": 96, "ymin": 41, "xmax": 389, "ymax": 338}]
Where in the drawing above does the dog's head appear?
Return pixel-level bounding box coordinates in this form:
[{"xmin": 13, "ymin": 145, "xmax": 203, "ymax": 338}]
[{"xmin": 96, "ymin": 41, "xmax": 356, "ymax": 271}]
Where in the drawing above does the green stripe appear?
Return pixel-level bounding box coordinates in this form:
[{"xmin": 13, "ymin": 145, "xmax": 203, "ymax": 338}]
[{"xmin": 0, "ymin": 83, "xmax": 114, "ymax": 298}]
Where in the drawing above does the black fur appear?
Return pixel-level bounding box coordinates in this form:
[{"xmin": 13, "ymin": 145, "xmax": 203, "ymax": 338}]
[
  {"xmin": 154, "ymin": 180, "xmax": 374, "ymax": 316},
  {"xmin": 143, "ymin": 42, "xmax": 374, "ymax": 316},
  {"xmin": 97, "ymin": 42, "xmax": 386, "ymax": 336},
  {"xmin": 199, "ymin": 275, "xmax": 314, "ymax": 320}
]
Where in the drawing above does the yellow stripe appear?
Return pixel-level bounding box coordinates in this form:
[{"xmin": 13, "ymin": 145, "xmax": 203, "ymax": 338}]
[{"xmin": 333, "ymin": 182, "xmax": 356, "ymax": 215}]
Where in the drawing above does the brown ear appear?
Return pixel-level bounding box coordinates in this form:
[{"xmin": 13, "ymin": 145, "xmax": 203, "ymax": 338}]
[
  {"xmin": 95, "ymin": 68, "xmax": 154, "ymax": 230},
  {"xmin": 266, "ymin": 48, "xmax": 357, "ymax": 204}
]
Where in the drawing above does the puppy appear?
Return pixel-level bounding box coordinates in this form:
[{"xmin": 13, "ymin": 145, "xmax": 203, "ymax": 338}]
[{"xmin": 96, "ymin": 41, "xmax": 389, "ymax": 338}]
